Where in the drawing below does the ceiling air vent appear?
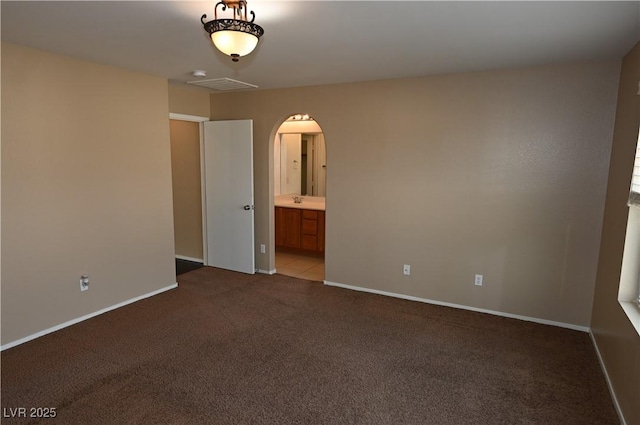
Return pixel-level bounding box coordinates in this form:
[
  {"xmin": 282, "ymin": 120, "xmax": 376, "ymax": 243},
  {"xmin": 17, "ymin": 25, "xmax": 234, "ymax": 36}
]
[{"xmin": 186, "ymin": 77, "xmax": 258, "ymax": 91}]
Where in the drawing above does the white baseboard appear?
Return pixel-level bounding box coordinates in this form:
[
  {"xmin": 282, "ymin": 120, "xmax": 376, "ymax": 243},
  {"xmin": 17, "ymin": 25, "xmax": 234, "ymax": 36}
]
[
  {"xmin": 175, "ymin": 255, "xmax": 204, "ymax": 263},
  {"xmin": 257, "ymin": 268, "xmax": 277, "ymax": 275},
  {"xmin": 323, "ymin": 280, "xmax": 590, "ymax": 333},
  {"xmin": 1, "ymin": 283, "xmax": 179, "ymax": 351},
  {"xmin": 589, "ymin": 331, "xmax": 627, "ymax": 425}
]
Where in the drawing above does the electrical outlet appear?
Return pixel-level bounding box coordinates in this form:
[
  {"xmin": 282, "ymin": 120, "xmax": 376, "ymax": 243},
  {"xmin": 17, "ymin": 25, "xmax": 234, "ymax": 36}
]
[
  {"xmin": 80, "ymin": 275, "xmax": 89, "ymax": 292},
  {"xmin": 403, "ymin": 264, "xmax": 411, "ymax": 276},
  {"xmin": 260, "ymin": 244, "xmax": 266, "ymax": 254},
  {"xmin": 474, "ymin": 274, "xmax": 483, "ymax": 286}
]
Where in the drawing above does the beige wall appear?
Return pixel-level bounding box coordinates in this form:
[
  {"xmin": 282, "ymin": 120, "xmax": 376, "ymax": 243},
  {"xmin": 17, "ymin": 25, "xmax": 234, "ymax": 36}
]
[
  {"xmin": 591, "ymin": 42, "xmax": 640, "ymax": 425},
  {"xmin": 211, "ymin": 61, "xmax": 620, "ymax": 328},
  {"xmin": 1, "ymin": 43, "xmax": 176, "ymax": 345},
  {"xmin": 170, "ymin": 120, "xmax": 203, "ymax": 260},
  {"xmin": 168, "ymin": 83, "xmax": 210, "ymax": 117}
]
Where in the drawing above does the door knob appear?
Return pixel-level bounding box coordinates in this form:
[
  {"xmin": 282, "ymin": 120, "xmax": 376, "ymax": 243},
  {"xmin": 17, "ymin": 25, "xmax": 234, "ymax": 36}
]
[{"xmin": 243, "ymin": 205, "xmax": 254, "ymax": 210}]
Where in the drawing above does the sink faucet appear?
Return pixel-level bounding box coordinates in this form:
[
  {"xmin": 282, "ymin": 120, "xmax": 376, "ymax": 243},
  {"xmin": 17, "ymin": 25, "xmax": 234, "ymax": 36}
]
[{"xmin": 292, "ymin": 196, "xmax": 303, "ymax": 204}]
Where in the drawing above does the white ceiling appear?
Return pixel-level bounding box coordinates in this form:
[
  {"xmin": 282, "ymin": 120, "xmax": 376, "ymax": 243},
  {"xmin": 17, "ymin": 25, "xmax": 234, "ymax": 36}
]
[{"xmin": 2, "ymin": 1, "xmax": 639, "ymax": 91}]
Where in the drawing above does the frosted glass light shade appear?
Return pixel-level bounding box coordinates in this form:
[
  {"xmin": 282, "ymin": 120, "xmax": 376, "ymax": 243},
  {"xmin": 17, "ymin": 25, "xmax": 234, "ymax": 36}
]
[
  {"xmin": 211, "ymin": 30, "xmax": 259, "ymax": 58},
  {"xmin": 201, "ymin": 2, "xmax": 264, "ymax": 62}
]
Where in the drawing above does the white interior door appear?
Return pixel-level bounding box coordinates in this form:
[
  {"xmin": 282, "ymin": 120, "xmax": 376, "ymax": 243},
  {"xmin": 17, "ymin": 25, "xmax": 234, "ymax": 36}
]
[{"xmin": 203, "ymin": 120, "xmax": 255, "ymax": 274}]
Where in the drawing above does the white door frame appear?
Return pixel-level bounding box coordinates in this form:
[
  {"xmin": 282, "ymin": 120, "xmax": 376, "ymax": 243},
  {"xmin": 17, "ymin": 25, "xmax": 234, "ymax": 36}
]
[{"xmin": 168, "ymin": 113, "xmax": 209, "ymax": 263}]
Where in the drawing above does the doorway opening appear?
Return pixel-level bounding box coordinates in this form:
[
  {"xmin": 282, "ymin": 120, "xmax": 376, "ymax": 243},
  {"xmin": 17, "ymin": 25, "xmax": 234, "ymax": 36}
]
[
  {"xmin": 168, "ymin": 116, "xmax": 208, "ymax": 276},
  {"xmin": 273, "ymin": 114, "xmax": 326, "ymax": 281}
]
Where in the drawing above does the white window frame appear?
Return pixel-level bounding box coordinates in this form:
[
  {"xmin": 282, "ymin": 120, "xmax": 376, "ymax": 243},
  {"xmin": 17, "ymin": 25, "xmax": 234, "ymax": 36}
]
[
  {"xmin": 618, "ymin": 129, "xmax": 640, "ymax": 335},
  {"xmin": 628, "ymin": 129, "xmax": 640, "ymax": 207}
]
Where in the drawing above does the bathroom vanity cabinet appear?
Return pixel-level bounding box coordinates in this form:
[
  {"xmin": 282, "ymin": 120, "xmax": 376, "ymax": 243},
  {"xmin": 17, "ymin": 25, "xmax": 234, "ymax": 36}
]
[{"xmin": 275, "ymin": 207, "xmax": 325, "ymax": 255}]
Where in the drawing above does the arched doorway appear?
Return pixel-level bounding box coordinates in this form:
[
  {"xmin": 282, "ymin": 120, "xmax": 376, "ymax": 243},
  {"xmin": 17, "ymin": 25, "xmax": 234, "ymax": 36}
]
[{"xmin": 272, "ymin": 114, "xmax": 326, "ymax": 281}]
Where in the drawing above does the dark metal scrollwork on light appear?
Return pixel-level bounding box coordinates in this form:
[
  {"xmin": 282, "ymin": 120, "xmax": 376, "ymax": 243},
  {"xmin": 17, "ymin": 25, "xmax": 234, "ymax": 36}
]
[{"xmin": 201, "ymin": 0, "xmax": 264, "ymax": 62}]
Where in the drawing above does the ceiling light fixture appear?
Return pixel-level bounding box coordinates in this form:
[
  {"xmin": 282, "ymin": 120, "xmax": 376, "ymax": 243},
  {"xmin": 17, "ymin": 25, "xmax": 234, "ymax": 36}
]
[{"xmin": 201, "ymin": 1, "xmax": 264, "ymax": 62}]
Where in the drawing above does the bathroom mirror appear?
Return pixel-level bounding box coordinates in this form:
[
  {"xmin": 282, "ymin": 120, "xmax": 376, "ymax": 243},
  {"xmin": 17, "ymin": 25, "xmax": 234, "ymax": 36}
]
[{"xmin": 274, "ymin": 118, "xmax": 326, "ymax": 197}]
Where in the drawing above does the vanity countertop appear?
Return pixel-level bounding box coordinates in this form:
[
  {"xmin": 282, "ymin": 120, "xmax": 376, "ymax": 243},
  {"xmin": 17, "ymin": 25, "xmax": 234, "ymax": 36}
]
[{"xmin": 275, "ymin": 195, "xmax": 325, "ymax": 211}]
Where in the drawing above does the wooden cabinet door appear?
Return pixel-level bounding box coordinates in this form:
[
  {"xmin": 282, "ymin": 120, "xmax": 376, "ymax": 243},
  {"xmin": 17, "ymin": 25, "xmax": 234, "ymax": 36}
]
[
  {"xmin": 275, "ymin": 207, "xmax": 324, "ymax": 254},
  {"xmin": 318, "ymin": 211, "xmax": 325, "ymax": 253},
  {"xmin": 281, "ymin": 207, "xmax": 301, "ymax": 248},
  {"xmin": 275, "ymin": 207, "xmax": 285, "ymax": 248}
]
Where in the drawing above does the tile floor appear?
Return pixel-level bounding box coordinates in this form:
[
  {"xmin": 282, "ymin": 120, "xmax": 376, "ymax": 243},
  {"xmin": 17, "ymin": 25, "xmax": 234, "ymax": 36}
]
[{"xmin": 275, "ymin": 251, "xmax": 325, "ymax": 282}]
